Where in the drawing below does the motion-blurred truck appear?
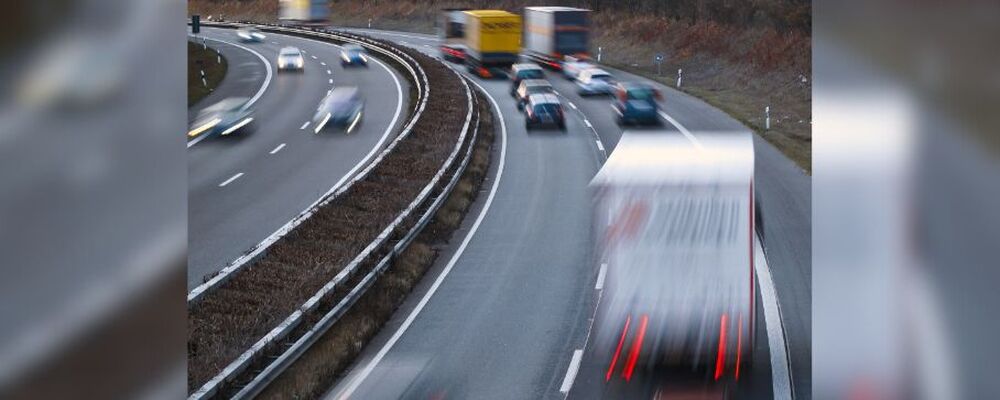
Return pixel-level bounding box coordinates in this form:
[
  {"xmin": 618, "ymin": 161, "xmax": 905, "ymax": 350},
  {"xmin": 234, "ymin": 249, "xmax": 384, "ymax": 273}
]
[
  {"xmin": 438, "ymin": 8, "xmax": 470, "ymax": 63},
  {"xmin": 591, "ymin": 133, "xmax": 756, "ymax": 384},
  {"xmin": 522, "ymin": 7, "xmax": 590, "ymax": 70},
  {"xmin": 462, "ymin": 10, "xmax": 522, "ymax": 78},
  {"xmin": 279, "ymin": 0, "xmax": 329, "ymax": 23}
]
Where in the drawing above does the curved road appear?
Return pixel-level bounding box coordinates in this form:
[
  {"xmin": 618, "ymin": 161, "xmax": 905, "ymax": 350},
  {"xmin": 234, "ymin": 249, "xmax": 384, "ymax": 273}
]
[
  {"xmin": 187, "ymin": 27, "xmax": 408, "ymax": 289},
  {"xmin": 320, "ymin": 29, "xmax": 810, "ymax": 399}
]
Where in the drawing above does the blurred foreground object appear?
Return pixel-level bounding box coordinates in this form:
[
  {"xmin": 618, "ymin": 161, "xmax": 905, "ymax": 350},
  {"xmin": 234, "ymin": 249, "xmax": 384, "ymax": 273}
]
[
  {"xmin": 0, "ymin": 0, "xmax": 185, "ymax": 398},
  {"xmin": 814, "ymin": 0, "xmax": 1000, "ymax": 398},
  {"xmin": 591, "ymin": 132, "xmax": 755, "ymax": 386}
]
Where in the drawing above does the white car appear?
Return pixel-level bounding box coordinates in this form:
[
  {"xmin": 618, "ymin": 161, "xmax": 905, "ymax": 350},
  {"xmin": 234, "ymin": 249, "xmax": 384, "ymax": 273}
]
[
  {"xmin": 561, "ymin": 56, "xmax": 593, "ymax": 81},
  {"xmin": 575, "ymin": 68, "xmax": 615, "ymax": 96},
  {"xmin": 236, "ymin": 28, "xmax": 265, "ymax": 43},
  {"xmin": 277, "ymin": 47, "xmax": 304, "ymax": 72}
]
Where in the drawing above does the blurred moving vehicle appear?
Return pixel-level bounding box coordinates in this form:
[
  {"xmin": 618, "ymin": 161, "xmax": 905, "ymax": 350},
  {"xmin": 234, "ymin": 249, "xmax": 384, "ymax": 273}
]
[
  {"xmin": 612, "ymin": 82, "xmax": 662, "ymax": 126},
  {"xmin": 561, "ymin": 56, "xmax": 593, "ymax": 81},
  {"xmin": 313, "ymin": 87, "xmax": 364, "ymax": 134},
  {"xmin": 438, "ymin": 8, "xmax": 470, "ymax": 63},
  {"xmin": 277, "ymin": 46, "xmax": 305, "ymax": 72},
  {"xmin": 236, "ymin": 28, "xmax": 266, "ymax": 43},
  {"xmin": 340, "ymin": 44, "xmax": 369, "ymax": 67},
  {"xmin": 509, "ymin": 63, "xmax": 545, "ymax": 96},
  {"xmin": 591, "ymin": 133, "xmax": 755, "ymax": 384},
  {"xmin": 279, "ymin": 0, "xmax": 330, "ymax": 23},
  {"xmin": 575, "ymin": 68, "xmax": 615, "ymax": 96},
  {"xmin": 187, "ymin": 97, "xmax": 255, "ymax": 139},
  {"xmin": 522, "ymin": 6, "xmax": 591, "ymax": 70},
  {"xmin": 514, "ymin": 79, "xmax": 554, "ymax": 110},
  {"xmin": 524, "ymin": 93, "xmax": 565, "ymax": 130},
  {"xmin": 462, "ymin": 10, "xmax": 522, "ymax": 79}
]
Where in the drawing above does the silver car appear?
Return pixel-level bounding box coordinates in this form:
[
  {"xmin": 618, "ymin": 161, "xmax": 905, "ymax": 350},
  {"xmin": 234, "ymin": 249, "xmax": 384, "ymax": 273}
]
[
  {"xmin": 277, "ymin": 46, "xmax": 304, "ymax": 72},
  {"xmin": 237, "ymin": 28, "xmax": 266, "ymax": 43},
  {"xmin": 313, "ymin": 87, "xmax": 364, "ymax": 134},
  {"xmin": 575, "ymin": 68, "xmax": 615, "ymax": 96}
]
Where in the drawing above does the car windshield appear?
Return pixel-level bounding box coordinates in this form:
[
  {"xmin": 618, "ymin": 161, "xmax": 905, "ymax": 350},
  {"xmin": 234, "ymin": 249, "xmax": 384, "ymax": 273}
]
[
  {"xmin": 201, "ymin": 98, "xmax": 246, "ymax": 115},
  {"xmin": 591, "ymin": 74, "xmax": 612, "ymax": 82},
  {"xmin": 527, "ymin": 85, "xmax": 554, "ymax": 95},
  {"xmin": 280, "ymin": 49, "xmax": 299, "ymax": 57},
  {"xmin": 519, "ymin": 69, "xmax": 544, "ymax": 79}
]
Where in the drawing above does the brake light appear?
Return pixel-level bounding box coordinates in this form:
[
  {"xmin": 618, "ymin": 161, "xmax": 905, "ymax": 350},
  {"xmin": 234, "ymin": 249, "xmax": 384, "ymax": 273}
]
[
  {"xmin": 622, "ymin": 314, "xmax": 649, "ymax": 381},
  {"xmin": 714, "ymin": 313, "xmax": 728, "ymax": 381},
  {"xmin": 606, "ymin": 314, "xmax": 631, "ymax": 382}
]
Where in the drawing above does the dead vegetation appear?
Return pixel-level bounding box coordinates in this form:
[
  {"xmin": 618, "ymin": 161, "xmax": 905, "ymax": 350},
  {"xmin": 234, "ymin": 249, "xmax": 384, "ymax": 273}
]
[{"xmin": 187, "ymin": 38, "xmax": 472, "ymax": 393}]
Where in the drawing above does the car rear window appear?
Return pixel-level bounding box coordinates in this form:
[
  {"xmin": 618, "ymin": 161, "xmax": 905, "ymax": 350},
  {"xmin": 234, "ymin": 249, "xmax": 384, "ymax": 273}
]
[
  {"xmin": 533, "ymin": 103, "xmax": 561, "ymax": 115},
  {"xmin": 627, "ymin": 88, "xmax": 655, "ymax": 100}
]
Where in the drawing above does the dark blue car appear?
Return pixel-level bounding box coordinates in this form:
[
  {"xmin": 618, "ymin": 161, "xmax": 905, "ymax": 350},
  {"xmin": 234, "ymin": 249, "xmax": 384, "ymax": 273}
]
[
  {"xmin": 612, "ymin": 82, "xmax": 662, "ymax": 126},
  {"xmin": 340, "ymin": 44, "xmax": 369, "ymax": 67}
]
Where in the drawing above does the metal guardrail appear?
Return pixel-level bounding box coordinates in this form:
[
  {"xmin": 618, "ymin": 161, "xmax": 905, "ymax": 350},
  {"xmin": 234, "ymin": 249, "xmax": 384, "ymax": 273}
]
[
  {"xmin": 186, "ymin": 21, "xmax": 429, "ymax": 305},
  {"xmin": 188, "ymin": 22, "xmax": 486, "ymax": 400}
]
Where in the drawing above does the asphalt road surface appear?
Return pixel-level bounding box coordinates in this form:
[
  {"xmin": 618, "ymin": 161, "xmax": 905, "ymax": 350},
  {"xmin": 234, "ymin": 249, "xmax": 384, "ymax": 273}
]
[
  {"xmin": 186, "ymin": 27, "xmax": 408, "ymax": 290},
  {"xmin": 319, "ymin": 29, "xmax": 810, "ymax": 400}
]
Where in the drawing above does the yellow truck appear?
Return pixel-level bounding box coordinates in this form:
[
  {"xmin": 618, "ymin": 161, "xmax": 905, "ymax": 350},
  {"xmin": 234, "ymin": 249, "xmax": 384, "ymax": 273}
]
[{"xmin": 463, "ymin": 10, "xmax": 522, "ymax": 78}]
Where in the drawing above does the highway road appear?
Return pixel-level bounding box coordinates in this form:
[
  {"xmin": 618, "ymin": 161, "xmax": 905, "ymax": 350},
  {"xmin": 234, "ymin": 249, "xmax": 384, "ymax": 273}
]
[
  {"xmin": 186, "ymin": 27, "xmax": 408, "ymax": 290},
  {"xmin": 322, "ymin": 29, "xmax": 811, "ymax": 399}
]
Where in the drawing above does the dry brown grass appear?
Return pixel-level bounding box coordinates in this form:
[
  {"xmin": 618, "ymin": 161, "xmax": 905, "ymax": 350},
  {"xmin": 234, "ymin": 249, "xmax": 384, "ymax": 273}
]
[
  {"xmin": 187, "ymin": 37, "xmax": 471, "ymax": 393},
  {"xmin": 257, "ymin": 87, "xmax": 496, "ymax": 400}
]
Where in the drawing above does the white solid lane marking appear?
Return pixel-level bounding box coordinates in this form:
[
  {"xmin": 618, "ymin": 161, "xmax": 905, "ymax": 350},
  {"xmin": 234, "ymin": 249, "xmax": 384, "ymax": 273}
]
[
  {"xmin": 300, "ymin": 121, "xmax": 310, "ymax": 130},
  {"xmin": 595, "ymin": 263, "xmax": 607, "ymax": 290},
  {"xmin": 188, "ymin": 36, "xmax": 273, "ymax": 148},
  {"xmin": 218, "ymin": 173, "xmax": 244, "ymax": 187},
  {"xmin": 584, "ymin": 119, "xmax": 593, "ymax": 128},
  {"xmin": 658, "ymin": 110, "xmax": 704, "ymax": 150},
  {"xmin": 270, "ymin": 143, "xmax": 286, "ymax": 154},
  {"xmin": 595, "ymin": 140, "xmax": 606, "ymax": 153},
  {"xmin": 754, "ymin": 234, "xmax": 793, "ymax": 400},
  {"xmin": 560, "ymin": 349, "xmax": 585, "ymax": 394},
  {"xmin": 568, "ymin": 102, "xmax": 578, "ymax": 110},
  {"xmin": 334, "ymin": 79, "xmax": 508, "ymax": 400}
]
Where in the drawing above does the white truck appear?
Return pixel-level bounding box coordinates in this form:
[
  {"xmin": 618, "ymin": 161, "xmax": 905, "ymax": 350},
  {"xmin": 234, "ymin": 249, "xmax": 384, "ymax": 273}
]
[
  {"xmin": 591, "ymin": 132, "xmax": 756, "ymax": 383},
  {"xmin": 522, "ymin": 6, "xmax": 590, "ymax": 70}
]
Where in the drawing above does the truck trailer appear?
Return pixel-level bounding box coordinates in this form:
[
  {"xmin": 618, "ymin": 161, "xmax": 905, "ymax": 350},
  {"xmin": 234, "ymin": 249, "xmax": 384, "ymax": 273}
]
[
  {"xmin": 591, "ymin": 132, "xmax": 756, "ymax": 384},
  {"xmin": 279, "ymin": 0, "xmax": 329, "ymax": 23},
  {"xmin": 462, "ymin": 10, "xmax": 522, "ymax": 78},
  {"xmin": 438, "ymin": 8, "xmax": 470, "ymax": 63},
  {"xmin": 523, "ymin": 6, "xmax": 590, "ymax": 70}
]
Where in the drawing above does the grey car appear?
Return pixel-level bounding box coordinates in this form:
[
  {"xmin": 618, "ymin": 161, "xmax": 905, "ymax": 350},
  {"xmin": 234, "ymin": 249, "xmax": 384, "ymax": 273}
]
[
  {"xmin": 188, "ymin": 97, "xmax": 255, "ymax": 139},
  {"xmin": 313, "ymin": 87, "xmax": 364, "ymax": 134}
]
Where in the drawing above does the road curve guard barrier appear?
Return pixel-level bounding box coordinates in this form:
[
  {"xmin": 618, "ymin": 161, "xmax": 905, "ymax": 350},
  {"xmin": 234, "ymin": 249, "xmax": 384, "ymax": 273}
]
[{"xmin": 187, "ymin": 22, "xmax": 487, "ymax": 400}]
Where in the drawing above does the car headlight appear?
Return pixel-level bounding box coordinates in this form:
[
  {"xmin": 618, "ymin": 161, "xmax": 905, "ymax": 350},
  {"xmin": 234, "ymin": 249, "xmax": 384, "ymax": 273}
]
[
  {"xmin": 297, "ymin": 58, "xmax": 303, "ymax": 68},
  {"xmin": 342, "ymin": 53, "xmax": 350, "ymax": 62},
  {"xmin": 188, "ymin": 118, "xmax": 221, "ymax": 137},
  {"xmin": 360, "ymin": 54, "xmax": 368, "ymax": 63}
]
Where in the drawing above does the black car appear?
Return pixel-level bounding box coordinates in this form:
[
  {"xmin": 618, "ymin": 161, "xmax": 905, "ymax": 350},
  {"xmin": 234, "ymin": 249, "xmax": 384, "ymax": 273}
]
[
  {"xmin": 509, "ymin": 63, "xmax": 545, "ymax": 96},
  {"xmin": 524, "ymin": 93, "xmax": 565, "ymax": 131}
]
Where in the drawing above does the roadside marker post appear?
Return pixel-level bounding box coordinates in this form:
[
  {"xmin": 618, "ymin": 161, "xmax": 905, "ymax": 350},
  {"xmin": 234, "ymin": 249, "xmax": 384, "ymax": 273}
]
[
  {"xmin": 368, "ymin": 18, "xmax": 372, "ymax": 28},
  {"xmin": 765, "ymin": 106, "xmax": 771, "ymax": 130},
  {"xmin": 597, "ymin": 46, "xmax": 602, "ymax": 63},
  {"xmin": 654, "ymin": 53, "xmax": 664, "ymax": 76},
  {"xmin": 677, "ymin": 68, "xmax": 683, "ymax": 88}
]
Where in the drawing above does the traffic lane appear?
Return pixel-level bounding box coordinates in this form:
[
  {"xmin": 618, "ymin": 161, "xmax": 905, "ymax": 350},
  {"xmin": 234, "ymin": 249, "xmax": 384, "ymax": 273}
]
[
  {"xmin": 330, "ymin": 78, "xmax": 601, "ymax": 399},
  {"xmin": 187, "ymin": 28, "xmax": 405, "ymax": 288},
  {"xmin": 187, "ymin": 36, "xmax": 266, "ymax": 116},
  {"xmin": 568, "ymin": 280, "xmax": 774, "ymax": 399},
  {"xmin": 343, "ymin": 27, "xmax": 808, "ymax": 397}
]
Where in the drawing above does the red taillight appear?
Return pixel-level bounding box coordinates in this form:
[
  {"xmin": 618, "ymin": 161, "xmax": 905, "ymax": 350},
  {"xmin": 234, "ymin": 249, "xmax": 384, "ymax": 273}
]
[
  {"xmin": 714, "ymin": 313, "xmax": 729, "ymax": 380},
  {"xmin": 735, "ymin": 312, "xmax": 744, "ymax": 380},
  {"xmin": 606, "ymin": 314, "xmax": 631, "ymax": 382},
  {"xmin": 478, "ymin": 67, "xmax": 490, "ymax": 78},
  {"xmin": 622, "ymin": 314, "xmax": 648, "ymax": 381}
]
